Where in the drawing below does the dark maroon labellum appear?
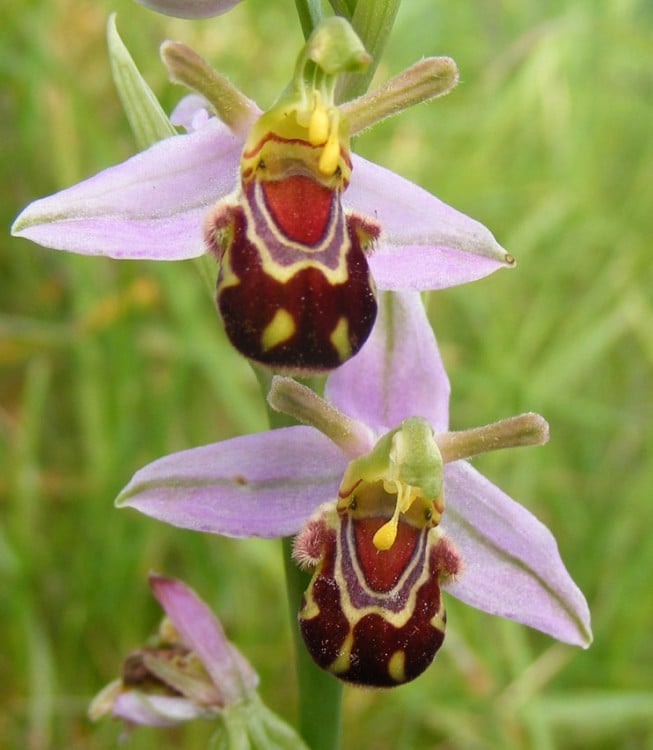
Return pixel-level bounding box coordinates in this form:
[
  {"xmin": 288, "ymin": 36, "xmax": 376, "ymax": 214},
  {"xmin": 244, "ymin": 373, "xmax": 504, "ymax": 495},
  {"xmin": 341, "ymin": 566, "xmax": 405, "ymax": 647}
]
[
  {"xmin": 205, "ymin": 168, "xmax": 379, "ymax": 374},
  {"xmin": 298, "ymin": 509, "xmax": 460, "ymax": 687}
]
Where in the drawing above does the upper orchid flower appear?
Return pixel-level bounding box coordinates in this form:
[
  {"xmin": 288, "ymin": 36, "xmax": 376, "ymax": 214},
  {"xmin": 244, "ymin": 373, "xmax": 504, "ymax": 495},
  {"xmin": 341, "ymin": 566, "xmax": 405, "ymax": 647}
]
[
  {"xmin": 90, "ymin": 573, "xmax": 309, "ymax": 748},
  {"xmin": 133, "ymin": 0, "xmax": 242, "ymax": 19},
  {"xmin": 11, "ymin": 18, "xmax": 514, "ymax": 374},
  {"xmin": 115, "ymin": 290, "xmax": 592, "ymax": 686}
]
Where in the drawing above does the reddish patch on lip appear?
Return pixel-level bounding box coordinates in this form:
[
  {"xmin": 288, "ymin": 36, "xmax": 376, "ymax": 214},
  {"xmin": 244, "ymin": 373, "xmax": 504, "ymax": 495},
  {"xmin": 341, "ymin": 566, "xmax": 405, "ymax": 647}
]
[
  {"xmin": 261, "ymin": 175, "xmax": 334, "ymax": 245},
  {"xmin": 353, "ymin": 517, "xmax": 420, "ymax": 592}
]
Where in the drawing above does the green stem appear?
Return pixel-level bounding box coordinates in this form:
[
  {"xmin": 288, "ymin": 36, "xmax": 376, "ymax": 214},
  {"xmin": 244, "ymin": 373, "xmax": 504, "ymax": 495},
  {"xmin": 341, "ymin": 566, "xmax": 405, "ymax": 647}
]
[
  {"xmin": 265, "ymin": 390, "xmax": 343, "ymax": 750},
  {"xmin": 192, "ymin": 253, "xmax": 218, "ymax": 298},
  {"xmin": 295, "ymin": 0, "xmax": 324, "ymax": 40},
  {"xmin": 328, "ymin": 0, "xmax": 356, "ymax": 17},
  {"xmin": 283, "ymin": 537, "xmax": 343, "ymax": 750},
  {"xmin": 337, "ymin": 0, "xmax": 401, "ymax": 101}
]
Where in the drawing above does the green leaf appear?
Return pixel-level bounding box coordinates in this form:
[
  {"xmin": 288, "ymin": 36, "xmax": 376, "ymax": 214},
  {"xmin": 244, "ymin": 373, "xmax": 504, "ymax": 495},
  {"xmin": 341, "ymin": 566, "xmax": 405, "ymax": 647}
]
[
  {"xmin": 540, "ymin": 692, "xmax": 653, "ymax": 737},
  {"xmin": 106, "ymin": 13, "xmax": 176, "ymax": 150}
]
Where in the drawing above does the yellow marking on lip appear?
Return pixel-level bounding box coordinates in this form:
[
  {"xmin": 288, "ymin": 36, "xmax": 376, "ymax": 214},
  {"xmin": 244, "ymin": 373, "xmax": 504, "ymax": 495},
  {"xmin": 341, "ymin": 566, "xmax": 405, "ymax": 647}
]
[
  {"xmin": 328, "ymin": 630, "xmax": 354, "ymax": 675},
  {"xmin": 329, "ymin": 317, "xmax": 351, "ymax": 362},
  {"xmin": 261, "ymin": 308, "xmax": 296, "ymax": 351},
  {"xmin": 216, "ymin": 251, "xmax": 241, "ymax": 292},
  {"xmin": 388, "ymin": 650, "xmax": 406, "ymax": 683},
  {"xmin": 300, "ymin": 593, "xmax": 320, "ymax": 621},
  {"xmin": 430, "ymin": 603, "xmax": 446, "ymax": 631}
]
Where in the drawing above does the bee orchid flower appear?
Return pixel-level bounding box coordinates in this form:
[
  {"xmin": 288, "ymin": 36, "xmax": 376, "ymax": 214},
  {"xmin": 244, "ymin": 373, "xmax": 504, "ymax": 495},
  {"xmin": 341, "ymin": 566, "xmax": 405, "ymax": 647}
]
[
  {"xmin": 134, "ymin": 0, "xmax": 243, "ymax": 19},
  {"xmin": 89, "ymin": 574, "xmax": 309, "ymax": 748},
  {"xmin": 11, "ymin": 18, "xmax": 513, "ymax": 373},
  {"xmin": 115, "ymin": 291, "xmax": 591, "ymax": 686}
]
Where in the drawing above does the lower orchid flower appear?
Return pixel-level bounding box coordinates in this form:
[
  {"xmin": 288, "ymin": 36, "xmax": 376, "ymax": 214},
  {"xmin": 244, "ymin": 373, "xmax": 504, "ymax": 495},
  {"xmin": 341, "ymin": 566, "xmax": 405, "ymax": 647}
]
[
  {"xmin": 11, "ymin": 17, "xmax": 514, "ymax": 374},
  {"xmin": 89, "ymin": 573, "xmax": 309, "ymax": 748},
  {"xmin": 115, "ymin": 290, "xmax": 592, "ymax": 687}
]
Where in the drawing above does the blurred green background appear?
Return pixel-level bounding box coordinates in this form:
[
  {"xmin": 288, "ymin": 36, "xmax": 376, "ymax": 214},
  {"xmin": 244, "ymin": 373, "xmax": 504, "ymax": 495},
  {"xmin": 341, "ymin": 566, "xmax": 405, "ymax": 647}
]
[{"xmin": 2, "ymin": 0, "xmax": 652, "ymax": 748}]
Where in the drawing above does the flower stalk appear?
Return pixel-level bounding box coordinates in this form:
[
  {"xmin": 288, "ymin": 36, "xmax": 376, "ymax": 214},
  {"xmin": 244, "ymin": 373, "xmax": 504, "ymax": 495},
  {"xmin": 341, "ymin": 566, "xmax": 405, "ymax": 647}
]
[
  {"xmin": 336, "ymin": 0, "xmax": 402, "ymax": 100},
  {"xmin": 267, "ymin": 406, "xmax": 343, "ymax": 750},
  {"xmin": 294, "ymin": 0, "xmax": 324, "ymax": 39},
  {"xmin": 282, "ymin": 537, "xmax": 343, "ymax": 750}
]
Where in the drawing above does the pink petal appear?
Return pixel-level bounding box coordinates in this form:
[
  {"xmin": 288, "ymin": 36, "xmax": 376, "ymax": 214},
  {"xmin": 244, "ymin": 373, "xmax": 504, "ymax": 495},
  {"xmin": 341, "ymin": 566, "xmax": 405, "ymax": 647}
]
[
  {"xmin": 149, "ymin": 575, "xmax": 257, "ymax": 703},
  {"xmin": 370, "ymin": 244, "xmax": 510, "ymax": 291},
  {"xmin": 170, "ymin": 94, "xmax": 212, "ymax": 132},
  {"xmin": 170, "ymin": 93, "xmax": 260, "ymax": 137},
  {"xmin": 441, "ymin": 461, "xmax": 592, "ymax": 646},
  {"xmin": 346, "ymin": 155, "xmax": 514, "ymax": 290},
  {"xmin": 325, "ymin": 291, "xmax": 450, "ymax": 433},
  {"xmin": 116, "ymin": 427, "xmax": 346, "ymax": 537},
  {"xmin": 11, "ymin": 119, "xmax": 240, "ymax": 259},
  {"xmin": 134, "ymin": 0, "xmax": 242, "ymax": 19},
  {"xmin": 112, "ymin": 692, "xmax": 206, "ymax": 726}
]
